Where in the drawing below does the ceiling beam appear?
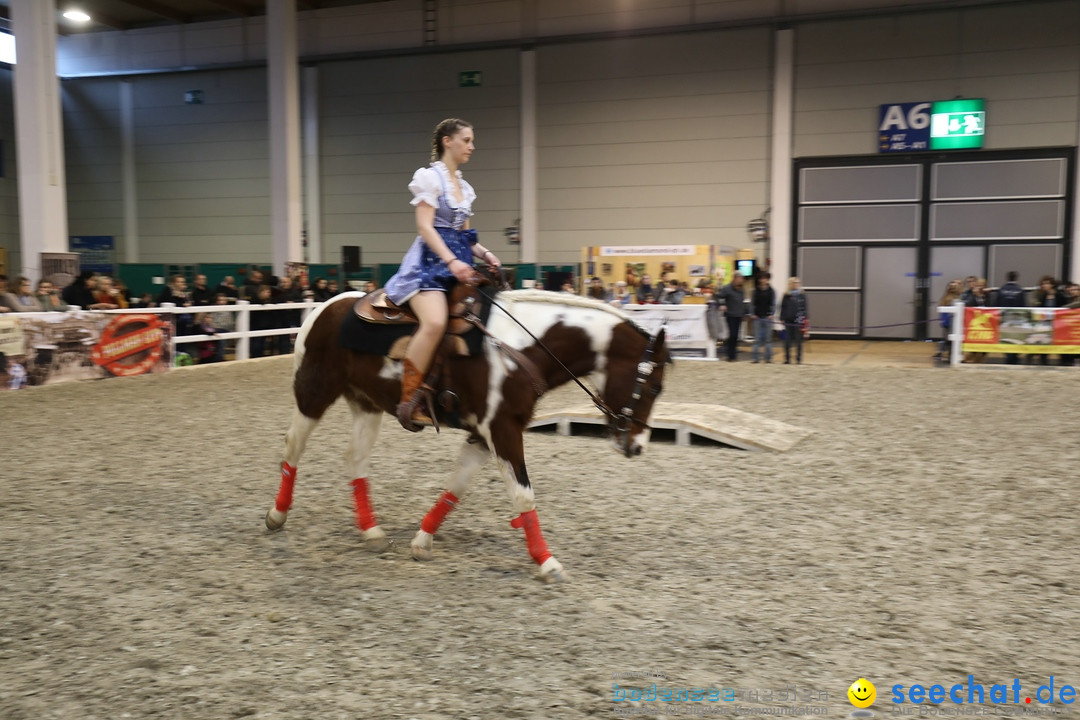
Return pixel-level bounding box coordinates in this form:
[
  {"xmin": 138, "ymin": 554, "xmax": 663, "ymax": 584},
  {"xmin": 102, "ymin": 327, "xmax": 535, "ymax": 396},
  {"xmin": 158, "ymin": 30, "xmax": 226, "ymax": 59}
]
[
  {"xmin": 112, "ymin": 0, "xmax": 190, "ymax": 24},
  {"xmin": 205, "ymin": 0, "xmax": 254, "ymax": 16},
  {"xmin": 90, "ymin": 11, "xmax": 130, "ymax": 30}
]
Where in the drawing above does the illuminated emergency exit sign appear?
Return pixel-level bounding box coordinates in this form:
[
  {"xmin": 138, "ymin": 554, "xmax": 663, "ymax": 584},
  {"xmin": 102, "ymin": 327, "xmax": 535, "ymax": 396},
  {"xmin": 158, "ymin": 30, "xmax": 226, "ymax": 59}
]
[
  {"xmin": 879, "ymin": 98, "xmax": 986, "ymax": 152},
  {"xmin": 929, "ymin": 99, "xmax": 985, "ymax": 149}
]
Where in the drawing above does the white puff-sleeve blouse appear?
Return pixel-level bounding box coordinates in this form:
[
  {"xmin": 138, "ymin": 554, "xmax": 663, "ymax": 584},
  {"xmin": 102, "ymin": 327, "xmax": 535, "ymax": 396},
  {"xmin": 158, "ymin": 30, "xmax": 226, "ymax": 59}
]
[{"xmin": 407, "ymin": 162, "xmax": 476, "ymax": 211}]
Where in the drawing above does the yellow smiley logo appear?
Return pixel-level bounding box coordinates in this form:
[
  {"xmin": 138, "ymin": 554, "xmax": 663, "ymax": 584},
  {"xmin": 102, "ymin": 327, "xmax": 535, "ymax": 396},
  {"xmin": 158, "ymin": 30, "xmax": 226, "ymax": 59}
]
[{"xmin": 848, "ymin": 678, "xmax": 876, "ymax": 708}]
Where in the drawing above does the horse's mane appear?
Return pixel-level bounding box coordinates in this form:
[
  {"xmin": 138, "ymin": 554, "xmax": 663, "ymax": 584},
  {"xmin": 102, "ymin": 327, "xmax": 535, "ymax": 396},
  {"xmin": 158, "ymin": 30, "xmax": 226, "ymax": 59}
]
[{"xmin": 498, "ymin": 289, "xmax": 632, "ymax": 323}]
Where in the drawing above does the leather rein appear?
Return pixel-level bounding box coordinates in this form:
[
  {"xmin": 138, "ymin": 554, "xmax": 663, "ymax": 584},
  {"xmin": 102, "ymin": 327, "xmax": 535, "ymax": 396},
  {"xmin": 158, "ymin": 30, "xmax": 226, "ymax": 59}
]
[{"xmin": 459, "ymin": 274, "xmax": 661, "ymax": 451}]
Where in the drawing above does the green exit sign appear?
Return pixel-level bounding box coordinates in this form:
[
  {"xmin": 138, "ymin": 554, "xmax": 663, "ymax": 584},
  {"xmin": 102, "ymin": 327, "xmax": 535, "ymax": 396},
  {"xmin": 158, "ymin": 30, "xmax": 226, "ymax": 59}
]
[
  {"xmin": 458, "ymin": 71, "xmax": 482, "ymax": 88},
  {"xmin": 930, "ymin": 98, "xmax": 985, "ymax": 149}
]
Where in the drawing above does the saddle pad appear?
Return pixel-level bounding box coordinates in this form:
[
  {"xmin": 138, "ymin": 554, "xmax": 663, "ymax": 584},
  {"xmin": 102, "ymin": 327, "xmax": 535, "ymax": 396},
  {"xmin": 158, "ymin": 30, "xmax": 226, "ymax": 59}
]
[{"xmin": 339, "ymin": 286, "xmax": 497, "ymax": 356}]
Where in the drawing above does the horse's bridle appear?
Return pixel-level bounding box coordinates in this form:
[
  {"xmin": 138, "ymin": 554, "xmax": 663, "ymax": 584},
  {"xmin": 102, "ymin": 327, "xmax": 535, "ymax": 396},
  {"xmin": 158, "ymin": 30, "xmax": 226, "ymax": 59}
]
[{"xmin": 607, "ymin": 329, "xmax": 661, "ymax": 457}]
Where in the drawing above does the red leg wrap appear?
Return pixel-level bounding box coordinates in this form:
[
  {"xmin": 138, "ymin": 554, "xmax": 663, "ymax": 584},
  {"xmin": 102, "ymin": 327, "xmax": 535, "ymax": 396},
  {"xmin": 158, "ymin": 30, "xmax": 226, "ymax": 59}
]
[
  {"xmin": 350, "ymin": 477, "xmax": 378, "ymax": 531},
  {"xmin": 510, "ymin": 509, "xmax": 552, "ymax": 566},
  {"xmin": 275, "ymin": 462, "xmax": 297, "ymax": 513},
  {"xmin": 420, "ymin": 491, "xmax": 459, "ymax": 535}
]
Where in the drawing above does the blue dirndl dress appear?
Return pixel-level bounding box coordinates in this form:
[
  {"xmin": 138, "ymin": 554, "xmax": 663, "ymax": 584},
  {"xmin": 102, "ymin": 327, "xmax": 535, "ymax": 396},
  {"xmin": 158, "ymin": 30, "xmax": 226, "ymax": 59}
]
[{"xmin": 384, "ymin": 161, "xmax": 477, "ymax": 305}]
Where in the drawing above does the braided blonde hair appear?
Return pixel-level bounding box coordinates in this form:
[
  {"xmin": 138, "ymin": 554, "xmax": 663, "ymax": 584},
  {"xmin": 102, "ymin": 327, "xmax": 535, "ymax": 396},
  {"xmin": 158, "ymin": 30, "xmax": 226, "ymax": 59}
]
[{"xmin": 430, "ymin": 118, "xmax": 473, "ymax": 162}]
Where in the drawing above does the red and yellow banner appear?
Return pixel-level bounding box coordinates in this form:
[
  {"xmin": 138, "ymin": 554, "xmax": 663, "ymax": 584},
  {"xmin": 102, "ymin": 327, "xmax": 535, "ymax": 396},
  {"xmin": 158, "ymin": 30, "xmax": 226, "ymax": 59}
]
[{"xmin": 963, "ymin": 307, "xmax": 1080, "ymax": 354}]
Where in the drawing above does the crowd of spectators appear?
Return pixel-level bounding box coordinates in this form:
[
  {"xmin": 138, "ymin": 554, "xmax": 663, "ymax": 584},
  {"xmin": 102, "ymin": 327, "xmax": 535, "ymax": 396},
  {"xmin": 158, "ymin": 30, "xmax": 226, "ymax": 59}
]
[
  {"xmin": 0, "ymin": 269, "xmax": 363, "ymax": 365},
  {"xmin": 940, "ymin": 272, "xmax": 1080, "ymax": 365}
]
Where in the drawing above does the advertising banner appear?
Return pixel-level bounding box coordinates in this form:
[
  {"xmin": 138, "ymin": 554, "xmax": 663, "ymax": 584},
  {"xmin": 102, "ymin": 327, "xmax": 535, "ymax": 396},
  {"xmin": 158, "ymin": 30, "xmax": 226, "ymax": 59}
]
[
  {"xmin": 582, "ymin": 245, "xmax": 738, "ymax": 298},
  {"xmin": 0, "ymin": 311, "xmax": 173, "ymax": 391},
  {"xmin": 962, "ymin": 307, "xmax": 1080, "ymax": 354}
]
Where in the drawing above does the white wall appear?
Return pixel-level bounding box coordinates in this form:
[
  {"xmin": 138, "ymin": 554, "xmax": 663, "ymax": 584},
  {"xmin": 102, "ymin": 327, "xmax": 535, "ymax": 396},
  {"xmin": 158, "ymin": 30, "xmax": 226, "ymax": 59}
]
[
  {"xmin": 536, "ymin": 29, "xmax": 771, "ymax": 259},
  {"xmin": 318, "ymin": 48, "xmax": 521, "ymax": 266},
  {"xmin": 794, "ymin": 2, "xmax": 1080, "ymax": 156}
]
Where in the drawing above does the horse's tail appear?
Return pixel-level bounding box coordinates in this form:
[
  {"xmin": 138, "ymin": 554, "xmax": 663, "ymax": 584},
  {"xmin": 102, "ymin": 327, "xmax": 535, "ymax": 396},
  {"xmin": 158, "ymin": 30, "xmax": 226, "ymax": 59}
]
[{"xmin": 293, "ymin": 292, "xmax": 365, "ymax": 371}]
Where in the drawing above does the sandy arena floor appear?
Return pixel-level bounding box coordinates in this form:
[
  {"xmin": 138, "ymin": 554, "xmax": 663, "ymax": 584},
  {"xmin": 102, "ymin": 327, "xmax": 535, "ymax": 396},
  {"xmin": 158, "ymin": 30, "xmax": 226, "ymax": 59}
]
[{"xmin": 1, "ymin": 353, "xmax": 1077, "ymax": 719}]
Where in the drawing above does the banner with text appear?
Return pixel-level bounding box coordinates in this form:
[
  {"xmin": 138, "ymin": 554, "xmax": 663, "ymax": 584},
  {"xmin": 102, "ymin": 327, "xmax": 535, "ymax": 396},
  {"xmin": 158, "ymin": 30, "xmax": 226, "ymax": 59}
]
[
  {"xmin": 963, "ymin": 307, "xmax": 1080, "ymax": 353},
  {"xmin": 1, "ymin": 311, "xmax": 173, "ymax": 391}
]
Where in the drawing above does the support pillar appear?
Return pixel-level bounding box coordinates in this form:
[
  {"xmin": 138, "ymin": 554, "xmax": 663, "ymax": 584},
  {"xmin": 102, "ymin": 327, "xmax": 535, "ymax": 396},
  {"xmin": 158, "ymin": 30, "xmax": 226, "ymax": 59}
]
[
  {"xmin": 519, "ymin": 49, "xmax": 538, "ymax": 265},
  {"xmin": 267, "ymin": 0, "xmax": 303, "ymax": 275},
  {"xmin": 302, "ymin": 66, "xmax": 321, "ymax": 264},
  {"xmin": 11, "ymin": 0, "xmax": 68, "ymax": 282},
  {"xmin": 768, "ymin": 28, "xmax": 795, "ymax": 292},
  {"xmin": 120, "ymin": 80, "xmax": 138, "ymax": 263}
]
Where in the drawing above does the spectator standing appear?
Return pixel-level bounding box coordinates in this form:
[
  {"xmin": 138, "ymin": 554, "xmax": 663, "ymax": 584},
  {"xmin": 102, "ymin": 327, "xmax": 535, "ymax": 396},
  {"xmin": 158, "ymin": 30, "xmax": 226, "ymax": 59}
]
[
  {"xmin": 312, "ymin": 277, "xmax": 332, "ymax": 302},
  {"xmin": 779, "ymin": 277, "xmax": 809, "ymax": 365},
  {"xmin": 964, "ymin": 278, "xmax": 990, "ymax": 364},
  {"xmin": 716, "ymin": 272, "xmax": 747, "ymax": 362},
  {"xmin": 157, "ymin": 275, "xmax": 194, "ymax": 335},
  {"xmin": 937, "ymin": 279, "xmax": 963, "ymax": 360},
  {"xmin": 635, "ymin": 274, "xmax": 655, "ymax": 304},
  {"xmin": 36, "ymin": 279, "xmax": 68, "ymax": 312},
  {"xmin": 274, "ymin": 275, "xmax": 303, "ymax": 354},
  {"xmin": 242, "ymin": 270, "xmax": 265, "ymax": 301},
  {"xmin": 610, "ymin": 281, "xmax": 631, "ymax": 307},
  {"xmin": 191, "ymin": 274, "xmax": 215, "ymax": 306},
  {"xmin": 1064, "ymin": 281, "xmax": 1080, "ymax": 309},
  {"xmin": 248, "ymin": 285, "xmax": 274, "ymax": 359},
  {"xmin": 216, "ymin": 275, "xmax": 240, "ymax": 300},
  {"xmin": 587, "ymin": 277, "xmax": 610, "ymax": 302},
  {"xmin": 1033, "ymin": 276, "xmax": 1067, "ymax": 366},
  {"xmin": 750, "ymin": 273, "xmax": 776, "ymax": 363},
  {"xmin": 995, "ymin": 271, "xmax": 1027, "ymax": 365},
  {"xmin": 327, "ymin": 279, "xmax": 340, "ymax": 296}
]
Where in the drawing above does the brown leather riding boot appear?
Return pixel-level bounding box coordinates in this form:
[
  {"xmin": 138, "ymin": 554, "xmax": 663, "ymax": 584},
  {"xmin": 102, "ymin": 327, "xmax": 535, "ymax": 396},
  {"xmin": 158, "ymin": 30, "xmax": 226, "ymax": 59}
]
[{"xmin": 397, "ymin": 358, "xmax": 435, "ymax": 432}]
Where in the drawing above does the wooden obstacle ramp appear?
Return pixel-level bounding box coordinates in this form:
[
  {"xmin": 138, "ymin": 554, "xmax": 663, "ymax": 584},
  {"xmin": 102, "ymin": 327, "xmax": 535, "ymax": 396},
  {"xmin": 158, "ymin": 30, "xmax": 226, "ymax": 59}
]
[{"xmin": 528, "ymin": 401, "xmax": 811, "ymax": 452}]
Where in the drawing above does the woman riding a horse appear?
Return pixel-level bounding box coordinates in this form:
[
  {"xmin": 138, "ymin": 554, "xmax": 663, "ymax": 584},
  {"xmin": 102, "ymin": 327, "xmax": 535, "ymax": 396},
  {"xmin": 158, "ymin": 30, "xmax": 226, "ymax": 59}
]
[{"xmin": 382, "ymin": 118, "xmax": 501, "ymax": 431}]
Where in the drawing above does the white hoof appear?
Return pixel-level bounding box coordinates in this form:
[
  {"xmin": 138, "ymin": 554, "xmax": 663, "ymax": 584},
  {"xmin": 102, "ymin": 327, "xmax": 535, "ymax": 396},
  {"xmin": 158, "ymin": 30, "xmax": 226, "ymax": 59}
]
[
  {"xmin": 538, "ymin": 557, "xmax": 568, "ymax": 584},
  {"xmin": 362, "ymin": 526, "xmax": 391, "ymax": 553},
  {"xmin": 410, "ymin": 530, "xmax": 434, "ymax": 561},
  {"xmin": 265, "ymin": 508, "xmax": 288, "ymax": 531}
]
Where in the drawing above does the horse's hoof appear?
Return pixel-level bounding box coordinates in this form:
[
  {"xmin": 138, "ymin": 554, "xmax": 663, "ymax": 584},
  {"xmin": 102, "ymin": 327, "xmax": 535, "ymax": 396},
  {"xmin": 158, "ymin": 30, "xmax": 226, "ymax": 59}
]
[
  {"xmin": 362, "ymin": 527, "xmax": 391, "ymax": 553},
  {"xmin": 410, "ymin": 544, "xmax": 433, "ymax": 561},
  {"xmin": 265, "ymin": 509, "xmax": 288, "ymax": 531},
  {"xmin": 542, "ymin": 568, "xmax": 569, "ymax": 584},
  {"xmin": 538, "ymin": 557, "xmax": 568, "ymax": 584}
]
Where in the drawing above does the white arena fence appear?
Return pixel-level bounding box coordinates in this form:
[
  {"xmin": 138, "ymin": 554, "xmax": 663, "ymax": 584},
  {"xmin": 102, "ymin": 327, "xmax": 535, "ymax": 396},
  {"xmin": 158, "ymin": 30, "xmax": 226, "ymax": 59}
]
[{"xmin": 104, "ymin": 299, "xmax": 319, "ymax": 363}]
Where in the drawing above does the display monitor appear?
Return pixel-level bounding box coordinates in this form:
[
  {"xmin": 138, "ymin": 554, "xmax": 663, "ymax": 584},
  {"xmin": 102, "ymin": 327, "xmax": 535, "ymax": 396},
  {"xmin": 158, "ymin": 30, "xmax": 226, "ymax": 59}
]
[{"xmin": 735, "ymin": 259, "xmax": 756, "ymax": 280}]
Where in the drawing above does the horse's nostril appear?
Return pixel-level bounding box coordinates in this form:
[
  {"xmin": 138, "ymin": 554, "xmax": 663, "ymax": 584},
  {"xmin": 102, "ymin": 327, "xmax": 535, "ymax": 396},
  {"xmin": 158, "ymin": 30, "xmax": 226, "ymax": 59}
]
[{"xmin": 633, "ymin": 445, "xmax": 642, "ymax": 456}]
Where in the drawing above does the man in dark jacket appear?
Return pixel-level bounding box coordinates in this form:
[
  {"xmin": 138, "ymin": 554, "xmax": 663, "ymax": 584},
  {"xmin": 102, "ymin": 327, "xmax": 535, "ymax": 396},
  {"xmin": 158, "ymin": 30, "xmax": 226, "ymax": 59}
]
[
  {"xmin": 779, "ymin": 277, "xmax": 809, "ymax": 365},
  {"xmin": 995, "ymin": 270, "xmax": 1026, "ymax": 365},
  {"xmin": 750, "ymin": 273, "xmax": 777, "ymax": 363},
  {"xmin": 716, "ymin": 273, "xmax": 747, "ymax": 361},
  {"xmin": 190, "ymin": 274, "xmax": 216, "ymax": 306}
]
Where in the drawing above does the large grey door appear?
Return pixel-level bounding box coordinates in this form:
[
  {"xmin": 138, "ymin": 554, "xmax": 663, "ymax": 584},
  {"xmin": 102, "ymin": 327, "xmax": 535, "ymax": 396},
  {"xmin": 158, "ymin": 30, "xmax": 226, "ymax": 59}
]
[
  {"xmin": 928, "ymin": 246, "xmax": 985, "ymax": 339},
  {"xmin": 864, "ymin": 247, "xmax": 917, "ymax": 339}
]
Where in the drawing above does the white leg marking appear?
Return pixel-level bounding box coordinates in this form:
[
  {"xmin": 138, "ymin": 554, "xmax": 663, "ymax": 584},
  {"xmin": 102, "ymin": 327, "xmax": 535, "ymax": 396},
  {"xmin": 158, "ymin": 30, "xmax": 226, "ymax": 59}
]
[
  {"xmin": 496, "ymin": 457, "xmax": 536, "ymax": 514},
  {"xmin": 345, "ymin": 401, "xmax": 382, "ymax": 480},
  {"xmin": 410, "ymin": 440, "xmax": 491, "ymax": 559},
  {"xmin": 283, "ymin": 411, "xmax": 319, "ymax": 467}
]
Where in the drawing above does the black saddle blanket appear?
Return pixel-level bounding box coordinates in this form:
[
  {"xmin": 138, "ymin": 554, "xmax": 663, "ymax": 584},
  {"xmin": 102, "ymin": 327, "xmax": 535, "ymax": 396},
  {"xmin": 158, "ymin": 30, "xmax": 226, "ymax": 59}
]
[{"xmin": 339, "ymin": 287, "xmax": 497, "ymax": 356}]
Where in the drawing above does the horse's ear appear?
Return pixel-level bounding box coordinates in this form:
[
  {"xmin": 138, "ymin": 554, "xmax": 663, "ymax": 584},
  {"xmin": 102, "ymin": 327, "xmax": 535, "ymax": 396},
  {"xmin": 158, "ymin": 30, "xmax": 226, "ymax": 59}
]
[{"xmin": 654, "ymin": 327, "xmax": 666, "ymax": 346}]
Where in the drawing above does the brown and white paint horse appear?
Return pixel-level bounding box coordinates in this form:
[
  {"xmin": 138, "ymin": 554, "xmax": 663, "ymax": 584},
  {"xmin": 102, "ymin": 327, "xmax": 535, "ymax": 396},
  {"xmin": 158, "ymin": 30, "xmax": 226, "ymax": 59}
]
[{"xmin": 265, "ymin": 289, "xmax": 669, "ymax": 582}]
